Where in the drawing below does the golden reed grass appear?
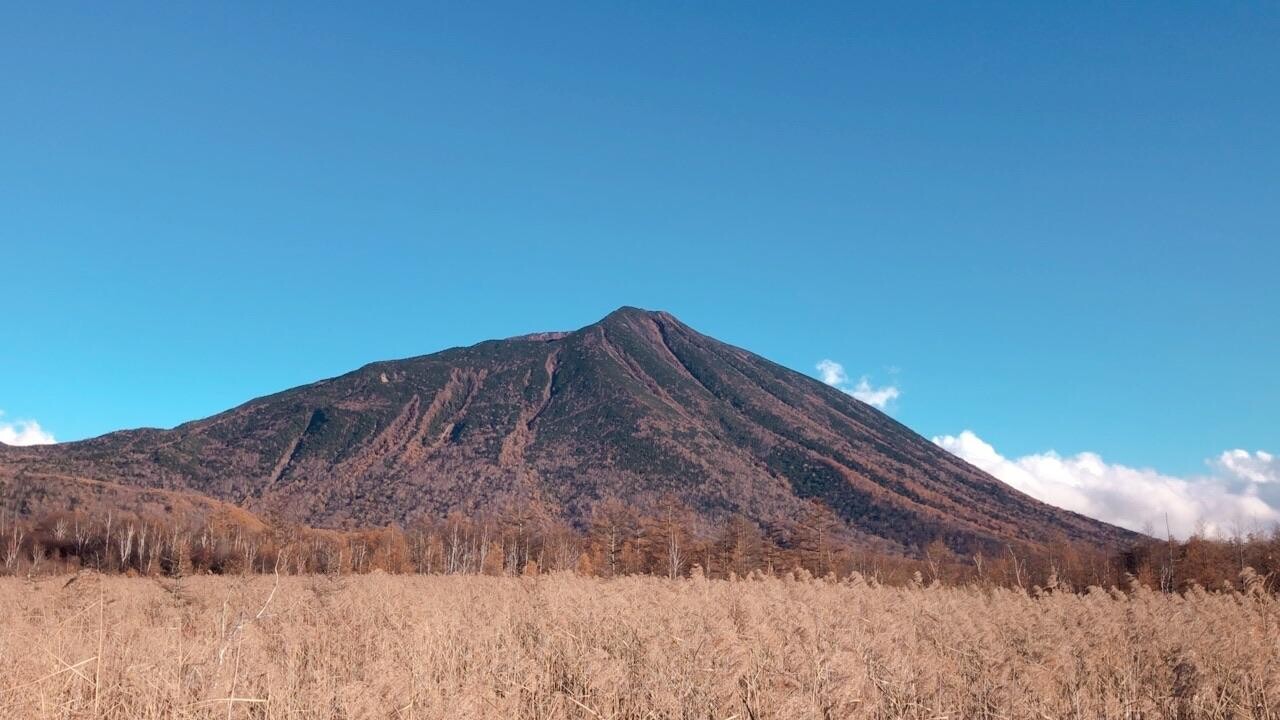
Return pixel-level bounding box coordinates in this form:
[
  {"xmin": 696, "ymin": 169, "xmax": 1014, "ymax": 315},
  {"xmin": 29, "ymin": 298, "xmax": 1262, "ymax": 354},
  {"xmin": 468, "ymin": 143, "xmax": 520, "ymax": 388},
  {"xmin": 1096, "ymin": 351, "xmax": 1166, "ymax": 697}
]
[{"xmin": 1, "ymin": 572, "xmax": 1277, "ymax": 719}]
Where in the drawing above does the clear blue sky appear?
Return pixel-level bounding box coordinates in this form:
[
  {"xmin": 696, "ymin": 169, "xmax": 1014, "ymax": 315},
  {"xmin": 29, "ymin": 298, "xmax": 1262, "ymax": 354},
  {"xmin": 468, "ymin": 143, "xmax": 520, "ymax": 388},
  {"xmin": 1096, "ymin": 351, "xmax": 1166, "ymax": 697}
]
[{"xmin": 2, "ymin": 3, "xmax": 1276, "ymax": 478}]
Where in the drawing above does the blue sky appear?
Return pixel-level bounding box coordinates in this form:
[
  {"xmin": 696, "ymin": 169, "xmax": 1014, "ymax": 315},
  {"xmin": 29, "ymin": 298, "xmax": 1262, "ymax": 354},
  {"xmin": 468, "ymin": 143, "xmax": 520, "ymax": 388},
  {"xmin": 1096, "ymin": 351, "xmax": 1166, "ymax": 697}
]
[{"xmin": 2, "ymin": 3, "xmax": 1276, "ymax": 532}]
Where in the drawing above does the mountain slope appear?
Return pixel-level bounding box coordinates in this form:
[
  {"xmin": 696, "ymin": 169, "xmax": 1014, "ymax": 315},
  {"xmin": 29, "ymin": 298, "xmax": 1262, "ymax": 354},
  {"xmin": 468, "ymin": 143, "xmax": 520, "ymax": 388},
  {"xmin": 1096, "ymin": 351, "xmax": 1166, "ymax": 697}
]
[{"xmin": 0, "ymin": 307, "xmax": 1135, "ymax": 554}]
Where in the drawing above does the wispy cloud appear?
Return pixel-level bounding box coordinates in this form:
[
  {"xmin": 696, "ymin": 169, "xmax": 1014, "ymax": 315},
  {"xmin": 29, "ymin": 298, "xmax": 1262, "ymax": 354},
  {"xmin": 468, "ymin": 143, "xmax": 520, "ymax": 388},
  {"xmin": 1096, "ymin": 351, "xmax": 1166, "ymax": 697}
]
[
  {"xmin": 1215, "ymin": 449, "xmax": 1279, "ymax": 485},
  {"xmin": 849, "ymin": 377, "xmax": 900, "ymax": 409},
  {"xmin": 815, "ymin": 360, "xmax": 900, "ymax": 410},
  {"xmin": 0, "ymin": 411, "xmax": 57, "ymax": 446},
  {"xmin": 816, "ymin": 359, "xmax": 848, "ymax": 387},
  {"xmin": 933, "ymin": 429, "xmax": 1279, "ymax": 537}
]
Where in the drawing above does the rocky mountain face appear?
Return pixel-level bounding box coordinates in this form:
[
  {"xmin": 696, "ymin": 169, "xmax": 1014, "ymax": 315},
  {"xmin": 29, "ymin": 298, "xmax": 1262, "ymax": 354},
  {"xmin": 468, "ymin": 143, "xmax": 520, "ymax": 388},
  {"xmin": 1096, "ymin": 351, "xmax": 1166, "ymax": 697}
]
[{"xmin": 0, "ymin": 307, "xmax": 1135, "ymax": 555}]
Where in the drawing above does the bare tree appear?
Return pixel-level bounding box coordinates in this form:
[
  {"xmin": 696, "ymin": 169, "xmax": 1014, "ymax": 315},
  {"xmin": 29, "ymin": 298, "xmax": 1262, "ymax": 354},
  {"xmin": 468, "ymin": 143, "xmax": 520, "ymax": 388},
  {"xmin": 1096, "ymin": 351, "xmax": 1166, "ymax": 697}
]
[
  {"xmin": 136, "ymin": 523, "xmax": 150, "ymax": 574},
  {"xmin": 103, "ymin": 511, "xmax": 114, "ymax": 571},
  {"xmin": 118, "ymin": 522, "xmax": 136, "ymax": 570},
  {"xmin": 4, "ymin": 524, "xmax": 24, "ymax": 574},
  {"xmin": 241, "ymin": 532, "xmax": 260, "ymax": 574},
  {"xmin": 29, "ymin": 542, "xmax": 46, "ymax": 574},
  {"xmin": 1006, "ymin": 545, "xmax": 1024, "ymax": 591},
  {"xmin": 667, "ymin": 513, "xmax": 684, "ymax": 580},
  {"xmin": 446, "ymin": 522, "xmax": 462, "ymax": 574},
  {"xmin": 74, "ymin": 515, "xmax": 90, "ymax": 557},
  {"xmin": 350, "ymin": 539, "xmax": 368, "ymax": 573}
]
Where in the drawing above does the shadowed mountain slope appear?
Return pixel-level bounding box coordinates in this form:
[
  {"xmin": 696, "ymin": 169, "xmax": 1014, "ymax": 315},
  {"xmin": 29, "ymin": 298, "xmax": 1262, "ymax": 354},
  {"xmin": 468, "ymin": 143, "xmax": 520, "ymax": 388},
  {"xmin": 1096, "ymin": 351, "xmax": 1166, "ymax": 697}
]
[{"xmin": 0, "ymin": 308, "xmax": 1135, "ymax": 555}]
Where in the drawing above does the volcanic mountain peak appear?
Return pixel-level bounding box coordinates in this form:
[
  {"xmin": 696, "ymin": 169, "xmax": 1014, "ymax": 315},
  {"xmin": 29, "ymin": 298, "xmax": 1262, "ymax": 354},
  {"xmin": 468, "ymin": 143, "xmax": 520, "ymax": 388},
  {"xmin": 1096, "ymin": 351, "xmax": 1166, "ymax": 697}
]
[{"xmin": 0, "ymin": 307, "xmax": 1136, "ymax": 556}]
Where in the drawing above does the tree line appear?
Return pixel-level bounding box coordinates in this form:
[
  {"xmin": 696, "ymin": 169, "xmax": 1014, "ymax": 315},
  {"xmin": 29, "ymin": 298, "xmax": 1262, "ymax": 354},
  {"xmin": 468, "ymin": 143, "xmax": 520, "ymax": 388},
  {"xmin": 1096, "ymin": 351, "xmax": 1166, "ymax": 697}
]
[{"xmin": 3, "ymin": 502, "xmax": 1277, "ymax": 594}]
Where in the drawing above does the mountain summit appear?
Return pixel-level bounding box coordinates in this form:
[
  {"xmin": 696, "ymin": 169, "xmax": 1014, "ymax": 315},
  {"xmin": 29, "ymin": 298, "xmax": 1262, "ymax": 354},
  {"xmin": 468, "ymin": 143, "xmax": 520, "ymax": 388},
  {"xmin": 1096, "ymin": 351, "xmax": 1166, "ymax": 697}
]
[{"xmin": 0, "ymin": 307, "xmax": 1133, "ymax": 554}]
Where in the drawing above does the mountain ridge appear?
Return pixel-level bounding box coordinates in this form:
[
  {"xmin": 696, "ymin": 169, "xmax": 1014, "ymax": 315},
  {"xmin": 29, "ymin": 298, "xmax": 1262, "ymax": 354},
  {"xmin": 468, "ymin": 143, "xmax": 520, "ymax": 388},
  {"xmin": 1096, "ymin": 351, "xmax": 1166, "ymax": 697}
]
[{"xmin": 0, "ymin": 307, "xmax": 1137, "ymax": 556}]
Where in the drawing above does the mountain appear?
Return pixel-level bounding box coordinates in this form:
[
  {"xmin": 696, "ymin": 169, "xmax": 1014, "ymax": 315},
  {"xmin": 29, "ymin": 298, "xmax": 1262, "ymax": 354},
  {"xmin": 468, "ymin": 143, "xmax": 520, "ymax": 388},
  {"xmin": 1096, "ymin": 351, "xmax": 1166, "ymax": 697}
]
[{"xmin": 0, "ymin": 307, "xmax": 1135, "ymax": 555}]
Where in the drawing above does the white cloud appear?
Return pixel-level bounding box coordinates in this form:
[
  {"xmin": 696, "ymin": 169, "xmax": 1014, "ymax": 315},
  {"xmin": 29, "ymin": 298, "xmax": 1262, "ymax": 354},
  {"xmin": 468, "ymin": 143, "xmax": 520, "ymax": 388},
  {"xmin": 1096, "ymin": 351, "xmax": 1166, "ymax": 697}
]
[
  {"xmin": 850, "ymin": 377, "xmax": 900, "ymax": 408},
  {"xmin": 816, "ymin": 359, "xmax": 848, "ymax": 387},
  {"xmin": 1215, "ymin": 449, "xmax": 1279, "ymax": 485},
  {"xmin": 0, "ymin": 411, "xmax": 57, "ymax": 446},
  {"xmin": 816, "ymin": 360, "xmax": 900, "ymax": 410},
  {"xmin": 932, "ymin": 430, "xmax": 1280, "ymax": 538}
]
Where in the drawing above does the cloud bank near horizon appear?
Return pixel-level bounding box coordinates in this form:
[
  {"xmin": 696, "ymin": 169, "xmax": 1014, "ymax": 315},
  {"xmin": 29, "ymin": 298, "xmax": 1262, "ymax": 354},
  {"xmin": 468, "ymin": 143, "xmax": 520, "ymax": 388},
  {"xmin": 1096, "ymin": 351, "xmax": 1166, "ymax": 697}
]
[
  {"xmin": 0, "ymin": 411, "xmax": 57, "ymax": 446},
  {"xmin": 816, "ymin": 359, "xmax": 900, "ymax": 410},
  {"xmin": 933, "ymin": 429, "xmax": 1279, "ymax": 538}
]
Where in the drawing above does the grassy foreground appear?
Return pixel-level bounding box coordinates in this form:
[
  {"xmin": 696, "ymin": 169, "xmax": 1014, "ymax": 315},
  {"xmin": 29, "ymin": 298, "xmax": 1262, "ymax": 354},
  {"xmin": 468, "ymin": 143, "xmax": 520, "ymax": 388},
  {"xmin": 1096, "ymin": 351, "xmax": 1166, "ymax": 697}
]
[{"xmin": 1, "ymin": 572, "xmax": 1277, "ymax": 719}]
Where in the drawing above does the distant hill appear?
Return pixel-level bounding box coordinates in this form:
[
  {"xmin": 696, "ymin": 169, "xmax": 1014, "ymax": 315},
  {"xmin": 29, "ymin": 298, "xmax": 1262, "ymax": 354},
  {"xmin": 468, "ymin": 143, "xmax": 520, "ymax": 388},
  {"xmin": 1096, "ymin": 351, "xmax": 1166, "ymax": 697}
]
[{"xmin": 0, "ymin": 307, "xmax": 1135, "ymax": 555}]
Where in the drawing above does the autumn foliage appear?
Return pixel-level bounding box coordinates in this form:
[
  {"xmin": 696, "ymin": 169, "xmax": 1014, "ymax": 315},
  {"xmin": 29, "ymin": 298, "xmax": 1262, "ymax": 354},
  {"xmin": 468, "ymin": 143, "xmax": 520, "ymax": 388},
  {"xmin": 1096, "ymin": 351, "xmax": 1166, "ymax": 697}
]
[{"xmin": 4, "ymin": 504, "xmax": 1278, "ymax": 594}]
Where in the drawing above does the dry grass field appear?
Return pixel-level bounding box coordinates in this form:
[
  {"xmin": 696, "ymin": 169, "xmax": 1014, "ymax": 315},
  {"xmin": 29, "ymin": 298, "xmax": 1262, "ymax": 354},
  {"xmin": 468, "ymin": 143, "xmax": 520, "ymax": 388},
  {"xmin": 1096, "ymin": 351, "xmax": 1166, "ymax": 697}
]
[{"xmin": 1, "ymin": 572, "xmax": 1278, "ymax": 719}]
